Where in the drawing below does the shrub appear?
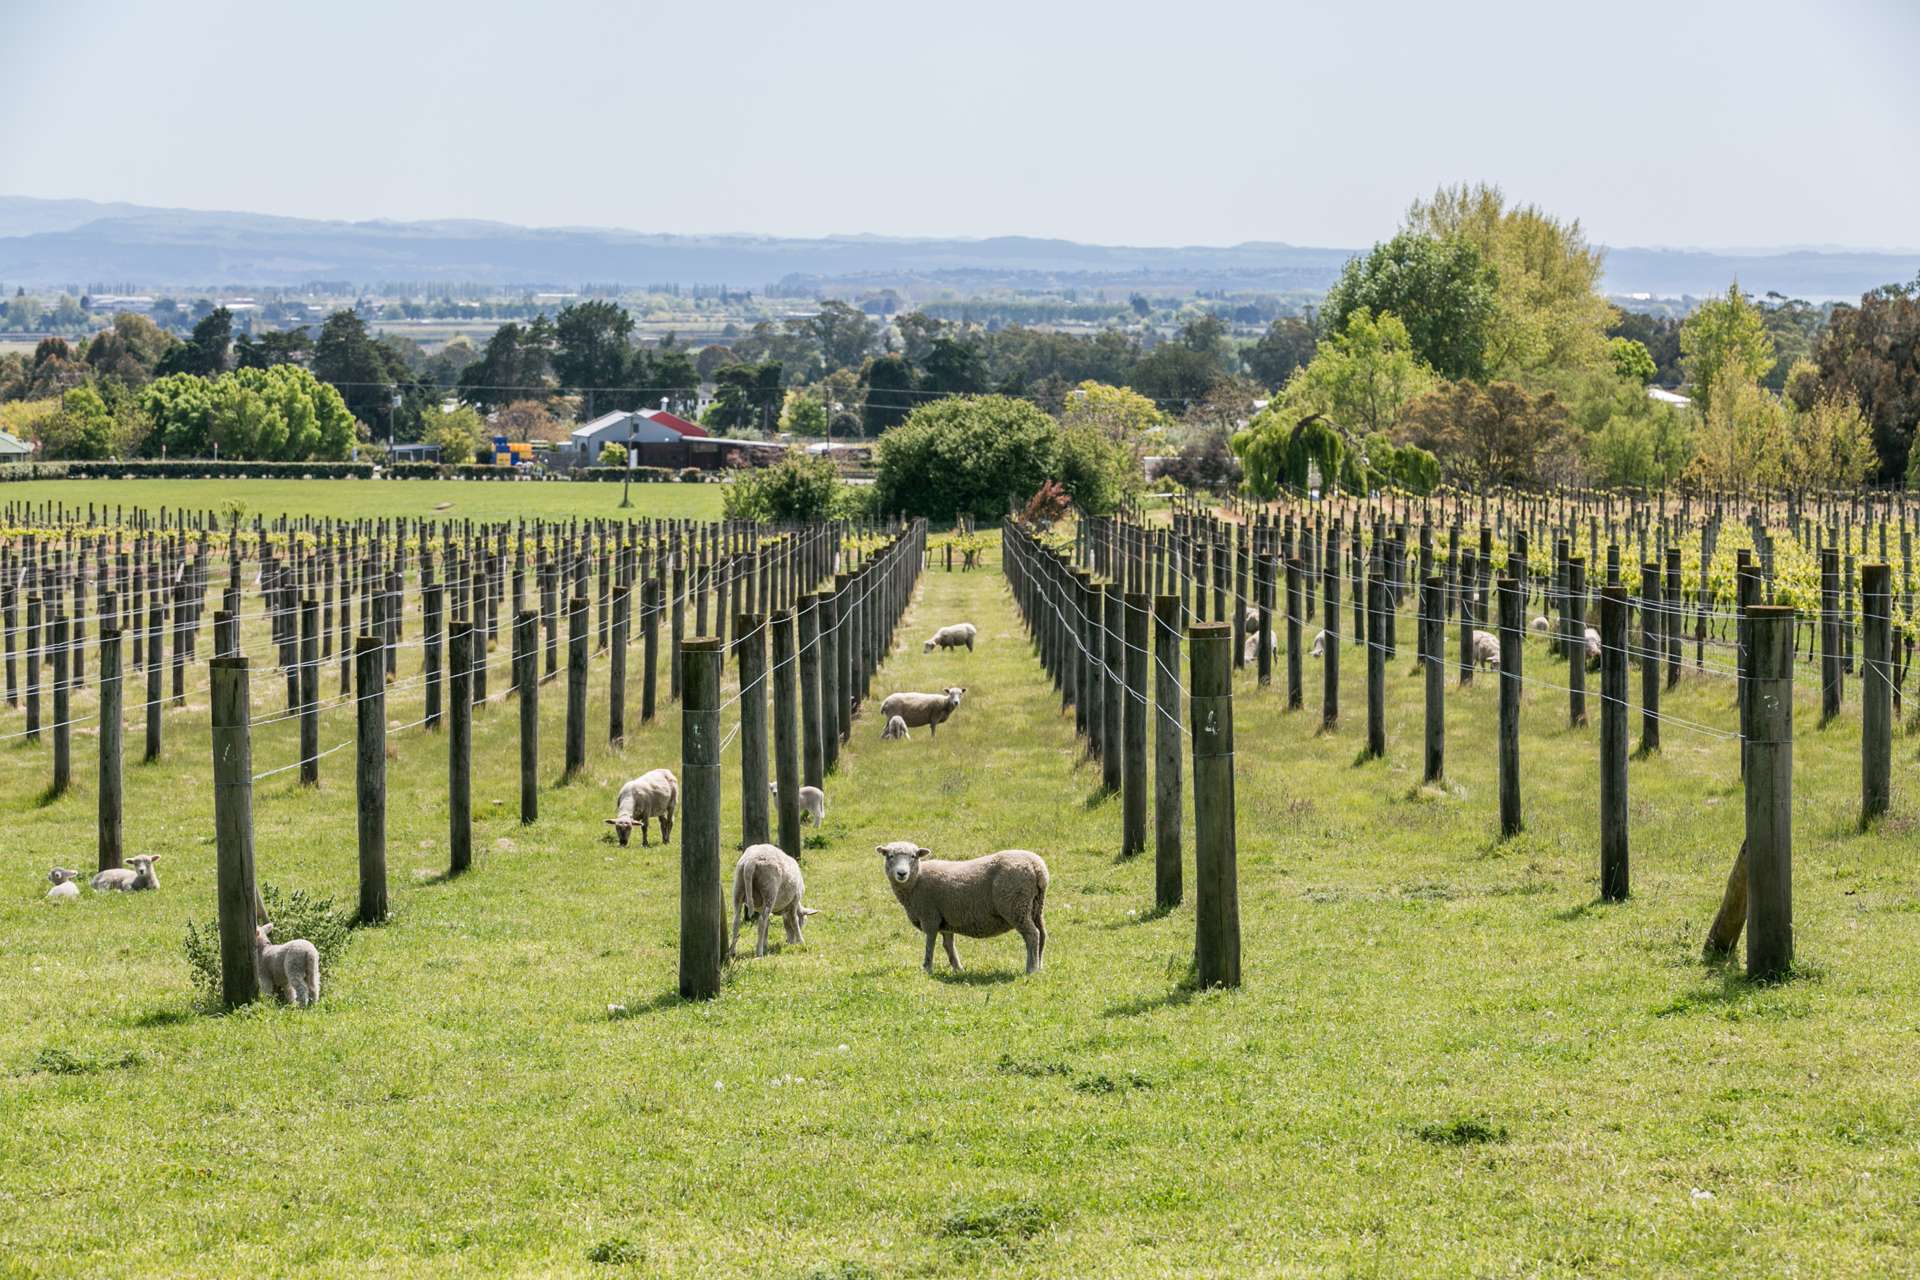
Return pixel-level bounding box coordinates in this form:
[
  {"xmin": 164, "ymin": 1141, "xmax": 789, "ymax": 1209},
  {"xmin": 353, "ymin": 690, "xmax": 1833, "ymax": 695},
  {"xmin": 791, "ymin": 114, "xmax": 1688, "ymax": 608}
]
[
  {"xmin": 677, "ymin": 467, "xmax": 704, "ymax": 482},
  {"xmin": 721, "ymin": 449, "xmax": 843, "ymax": 523},
  {"xmin": 598, "ymin": 442, "xmax": 628, "ymax": 468},
  {"xmin": 385, "ymin": 462, "xmax": 444, "ymax": 480},
  {"xmin": 577, "ymin": 466, "xmax": 673, "ymax": 483},
  {"xmin": 1157, "ymin": 428, "xmax": 1243, "ymax": 493},
  {"xmin": 875, "ymin": 395, "xmax": 1059, "ymax": 522},
  {"xmin": 182, "ymin": 884, "xmax": 353, "ymax": 1005}
]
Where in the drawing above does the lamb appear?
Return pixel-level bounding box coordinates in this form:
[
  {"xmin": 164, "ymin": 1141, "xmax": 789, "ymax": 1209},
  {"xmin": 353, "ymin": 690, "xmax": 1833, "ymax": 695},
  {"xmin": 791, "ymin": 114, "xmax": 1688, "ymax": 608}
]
[
  {"xmin": 92, "ymin": 854, "xmax": 160, "ymax": 893},
  {"xmin": 46, "ymin": 867, "xmax": 82, "ymax": 902},
  {"xmin": 1471, "ymin": 629, "xmax": 1502, "ymax": 670},
  {"xmin": 1309, "ymin": 629, "xmax": 1331, "ymax": 659},
  {"xmin": 922, "ymin": 622, "xmax": 977, "ymax": 653},
  {"xmin": 881, "ymin": 714, "xmax": 910, "ymax": 741},
  {"xmin": 879, "ymin": 687, "xmax": 965, "ymax": 738},
  {"xmin": 606, "ymin": 769, "xmax": 679, "ymax": 846},
  {"xmin": 729, "ymin": 843, "xmax": 819, "ymax": 959},
  {"xmin": 1530, "ymin": 615, "xmax": 1551, "ymax": 634},
  {"xmin": 769, "ymin": 781, "xmax": 827, "ymax": 826},
  {"xmin": 876, "ymin": 841, "xmax": 1049, "ymax": 975},
  {"xmin": 1242, "ymin": 629, "xmax": 1277, "ymax": 664},
  {"xmin": 1584, "ymin": 625, "xmax": 1602, "ymax": 666},
  {"xmin": 253, "ymin": 923, "xmax": 320, "ymax": 1007}
]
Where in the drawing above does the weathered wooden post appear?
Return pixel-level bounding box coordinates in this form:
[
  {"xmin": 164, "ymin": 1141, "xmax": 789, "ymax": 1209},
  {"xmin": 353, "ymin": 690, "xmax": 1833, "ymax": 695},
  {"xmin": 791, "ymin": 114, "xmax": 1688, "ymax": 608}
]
[
  {"xmin": 50, "ymin": 615, "xmax": 70, "ymax": 797},
  {"xmin": 1565, "ymin": 556, "xmax": 1587, "ymax": 728},
  {"xmin": 1190, "ymin": 621, "xmax": 1239, "ymax": 989},
  {"xmin": 1745, "ymin": 605, "xmax": 1794, "ymax": 980},
  {"xmin": 1153, "ymin": 595, "xmax": 1183, "ymax": 911},
  {"xmin": 680, "ymin": 636, "xmax": 725, "ymax": 999},
  {"xmin": 210, "ymin": 656, "xmax": 259, "ymax": 1009},
  {"xmin": 97, "ymin": 627, "xmax": 122, "ymax": 871},
  {"xmin": 515, "ymin": 609, "xmax": 538, "ymax": 823},
  {"xmin": 1322, "ymin": 552, "xmax": 1339, "ymax": 728},
  {"xmin": 1364, "ymin": 561, "xmax": 1386, "ymax": 759},
  {"xmin": 298, "ymin": 599, "xmax": 319, "ymax": 785},
  {"xmin": 737, "ymin": 611, "xmax": 771, "ymax": 848},
  {"xmin": 798, "ymin": 595, "xmax": 825, "ymax": 790},
  {"xmin": 355, "ymin": 634, "xmax": 387, "ymax": 923},
  {"xmin": 564, "ymin": 595, "xmax": 588, "ymax": 778},
  {"xmin": 818, "ymin": 591, "xmax": 841, "ymax": 773},
  {"xmin": 1122, "ymin": 591, "xmax": 1149, "ymax": 859},
  {"xmin": 609, "ymin": 585, "xmax": 629, "ymax": 745},
  {"xmin": 1599, "ymin": 585, "xmax": 1629, "ymax": 901},
  {"xmin": 1862, "ymin": 562, "xmax": 1891, "ymax": 825},
  {"xmin": 771, "ymin": 609, "xmax": 803, "ymax": 858},
  {"xmin": 144, "ymin": 597, "xmax": 162, "ymax": 762},
  {"xmin": 641, "ymin": 578, "xmax": 661, "ymax": 723},
  {"xmin": 1498, "ymin": 576, "xmax": 1523, "ymax": 838},
  {"xmin": 1285, "ymin": 557, "xmax": 1303, "ymax": 710},
  {"xmin": 424, "ymin": 582, "xmax": 443, "ymax": 729},
  {"xmin": 1638, "ymin": 561, "xmax": 1661, "ymax": 755},
  {"xmin": 1422, "ymin": 575, "xmax": 1443, "ymax": 785},
  {"xmin": 1819, "ymin": 546, "xmax": 1841, "ymax": 724},
  {"xmin": 449, "ymin": 620, "xmax": 473, "ymax": 876},
  {"xmin": 1103, "ymin": 585, "xmax": 1124, "ymax": 792}
]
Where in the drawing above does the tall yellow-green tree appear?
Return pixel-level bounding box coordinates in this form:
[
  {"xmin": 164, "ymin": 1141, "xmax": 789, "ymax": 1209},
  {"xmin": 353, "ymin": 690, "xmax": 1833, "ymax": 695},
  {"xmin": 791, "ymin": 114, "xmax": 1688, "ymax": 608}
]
[
  {"xmin": 1404, "ymin": 182, "xmax": 1616, "ymax": 378},
  {"xmin": 1679, "ymin": 283, "xmax": 1775, "ymax": 419},
  {"xmin": 1686, "ymin": 369, "xmax": 1788, "ymax": 490},
  {"xmin": 1788, "ymin": 391, "xmax": 1876, "ymax": 490}
]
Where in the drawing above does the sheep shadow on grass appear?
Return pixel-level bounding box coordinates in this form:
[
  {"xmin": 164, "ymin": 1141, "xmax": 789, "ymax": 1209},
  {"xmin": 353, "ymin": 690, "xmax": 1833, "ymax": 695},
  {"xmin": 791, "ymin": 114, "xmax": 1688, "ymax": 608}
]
[{"xmin": 929, "ymin": 968, "xmax": 1020, "ymax": 987}]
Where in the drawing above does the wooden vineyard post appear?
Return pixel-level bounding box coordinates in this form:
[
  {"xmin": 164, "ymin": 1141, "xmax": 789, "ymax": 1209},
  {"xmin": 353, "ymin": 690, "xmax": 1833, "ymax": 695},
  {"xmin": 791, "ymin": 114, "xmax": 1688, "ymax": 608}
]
[
  {"xmin": 680, "ymin": 637, "xmax": 725, "ymax": 1000},
  {"xmin": 449, "ymin": 620, "xmax": 473, "ymax": 877},
  {"xmin": 97, "ymin": 627, "xmax": 123, "ymax": 871},
  {"xmin": 1422, "ymin": 576, "xmax": 1444, "ymax": 785},
  {"xmin": 1122, "ymin": 592, "xmax": 1149, "ymax": 859},
  {"xmin": 771, "ymin": 610, "xmax": 803, "ymax": 859},
  {"xmin": 1154, "ymin": 595, "xmax": 1183, "ymax": 911},
  {"xmin": 210, "ymin": 657, "xmax": 259, "ymax": 1009},
  {"xmin": 737, "ymin": 611, "xmax": 770, "ymax": 849},
  {"xmin": 1498, "ymin": 577, "xmax": 1523, "ymax": 839},
  {"xmin": 516, "ymin": 609, "xmax": 538, "ymax": 824},
  {"xmin": 1189, "ymin": 622, "xmax": 1239, "ymax": 989},
  {"xmin": 1599, "ymin": 586, "xmax": 1629, "ymax": 901},
  {"xmin": 1862, "ymin": 563, "xmax": 1891, "ymax": 825},
  {"xmin": 355, "ymin": 635, "xmax": 388, "ymax": 924},
  {"xmin": 1744, "ymin": 606, "xmax": 1794, "ymax": 980}
]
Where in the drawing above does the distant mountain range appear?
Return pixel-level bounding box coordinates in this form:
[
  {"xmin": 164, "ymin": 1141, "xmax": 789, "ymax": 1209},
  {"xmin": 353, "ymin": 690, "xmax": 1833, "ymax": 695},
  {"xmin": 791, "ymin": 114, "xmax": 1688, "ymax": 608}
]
[{"xmin": 2, "ymin": 196, "xmax": 1915, "ymax": 302}]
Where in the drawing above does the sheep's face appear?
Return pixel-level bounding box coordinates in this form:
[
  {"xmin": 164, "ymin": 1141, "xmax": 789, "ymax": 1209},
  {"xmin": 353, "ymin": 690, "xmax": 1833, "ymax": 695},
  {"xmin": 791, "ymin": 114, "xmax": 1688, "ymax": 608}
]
[
  {"xmin": 47, "ymin": 867, "xmax": 80, "ymax": 886},
  {"xmin": 255, "ymin": 922, "xmax": 275, "ymax": 946},
  {"xmin": 878, "ymin": 842, "xmax": 929, "ymax": 887},
  {"xmin": 607, "ymin": 817, "xmax": 635, "ymax": 846},
  {"xmin": 923, "ymin": 638, "xmax": 936, "ymax": 652},
  {"xmin": 944, "ymin": 687, "xmax": 966, "ymax": 708},
  {"xmin": 129, "ymin": 855, "xmax": 160, "ymax": 885}
]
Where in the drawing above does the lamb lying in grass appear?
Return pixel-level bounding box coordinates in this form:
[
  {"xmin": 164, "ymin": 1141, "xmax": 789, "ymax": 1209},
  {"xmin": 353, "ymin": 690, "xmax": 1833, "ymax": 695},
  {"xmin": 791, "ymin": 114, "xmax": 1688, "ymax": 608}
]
[
  {"xmin": 253, "ymin": 923, "xmax": 320, "ymax": 1007},
  {"xmin": 46, "ymin": 867, "xmax": 82, "ymax": 902},
  {"xmin": 877, "ymin": 841, "xmax": 1049, "ymax": 974},
  {"xmin": 769, "ymin": 781, "xmax": 826, "ymax": 826},
  {"xmin": 881, "ymin": 714, "xmax": 910, "ymax": 741},
  {"xmin": 730, "ymin": 843, "xmax": 819, "ymax": 959},
  {"xmin": 879, "ymin": 688, "xmax": 965, "ymax": 738},
  {"xmin": 923, "ymin": 623, "xmax": 977, "ymax": 653},
  {"xmin": 92, "ymin": 854, "xmax": 160, "ymax": 893},
  {"xmin": 606, "ymin": 768, "xmax": 679, "ymax": 846}
]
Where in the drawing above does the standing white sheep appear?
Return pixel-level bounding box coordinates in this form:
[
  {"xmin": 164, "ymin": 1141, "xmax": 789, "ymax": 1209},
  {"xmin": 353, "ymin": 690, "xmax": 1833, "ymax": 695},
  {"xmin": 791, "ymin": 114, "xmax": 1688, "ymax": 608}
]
[
  {"xmin": 606, "ymin": 769, "xmax": 679, "ymax": 846},
  {"xmin": 877, "ymin": 841, "xmax": 1049, "ymax": 974},
  {"xmin": 1530, "ymin": 616, "xmax": 1551, "ymax": 634},
  {"xmin": 1242, "ymin": 629, "xmax": 1277, "ymax": 664},
  {"xmin": 881, "ymin": 715, "xmax": 910, "ymax": 741},
  {"xmin": 253, "ymin": 923, "xmax": 321, "ymax": 1007},
  {"xmin": 46, "ymin": 867, "xmax": 82, "ymax": 902},
  {"xmin": 92, "ymin": 854, "xmax": 160, "ymax": 893},
  {"xmin": 1309, "ymin": 629, "xmax": 1331, "ymax": 659},
  {"xmin": 729, "ymin": 843, "xmax": 819, "ymax": 959},
  {"xmin": 1583, "ymin": 625, "xmax": 1602, "ymax": 668},
  {"xmin": 879, "ymin": 688, "xmax": 965, "ymax": 738},
  {"xmin": 922, "ymin": 623, "xmax": 977, "ymax": 653},
  {"xmin": 769, "ymin": 781, "xmax": 827, "ymax": 826},
  {"xmin": 1471, "ymin": 629, "xmax": 1502, "ymax": 670}
]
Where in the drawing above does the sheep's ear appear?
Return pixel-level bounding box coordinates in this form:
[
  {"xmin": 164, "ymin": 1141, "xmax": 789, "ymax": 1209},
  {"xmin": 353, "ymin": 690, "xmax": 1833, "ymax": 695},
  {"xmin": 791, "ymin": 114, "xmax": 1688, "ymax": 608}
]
[
  {"xmin": 261, "ymin": 922, "xmax": 274, "ymax": 936},
  {"xmin": 875, "ymin": 845, "xmax": 887, "ymax": 856},
  {"xmin": 149, "ymin": 854, "xmax": 161, "ymax": 862},
  {"xmin": 914, "ymin": 847, "xmax": 931, "ymax": 859},
  {"xmin": 800, "ymin": 907, "xmax": 820, "ymax": 916},
  {"xmin": 604, "ymin": 818, "xmax": 619, "ymax": 825}
]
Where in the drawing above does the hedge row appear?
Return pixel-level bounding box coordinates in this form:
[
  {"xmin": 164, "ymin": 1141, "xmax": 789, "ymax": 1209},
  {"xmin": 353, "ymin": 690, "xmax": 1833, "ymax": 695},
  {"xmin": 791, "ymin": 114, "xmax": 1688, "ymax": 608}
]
[{"xmin": 0, "ymin": 460, "xmax": 376, "ymax": 481}]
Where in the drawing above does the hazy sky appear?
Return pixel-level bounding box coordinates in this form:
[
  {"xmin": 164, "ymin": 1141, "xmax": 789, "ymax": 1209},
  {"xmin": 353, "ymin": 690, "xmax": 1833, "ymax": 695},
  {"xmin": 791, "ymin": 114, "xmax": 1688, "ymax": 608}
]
[{"xmin": 8, "ymin": 0, "xmax": 1918, "ymax": 249}]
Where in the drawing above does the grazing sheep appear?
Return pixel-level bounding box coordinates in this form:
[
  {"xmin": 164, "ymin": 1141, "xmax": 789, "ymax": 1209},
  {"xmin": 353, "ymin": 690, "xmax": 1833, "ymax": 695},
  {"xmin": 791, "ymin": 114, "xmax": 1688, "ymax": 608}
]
[
  {"xmin": 1471, "ymin": 629, "xmax": 1502, "ymax": 670},
  {"xmin": 1530, "ymin": 615, "xmax": 1551, "ymax": 634},
  {"xmin": 876, "ymin": 841, "xmax": 1049, "ymax": 975},
  {"xmin": 46, "ymin": 867, "xmax": 82, "ymax": 902},
  {"xmin": 1242, "ymin": 629, "xmax": 1277, "ymax": 664},
  {"xmin": 729, "ymin": 843, "xmax": 819, "ymax": 959},
  {"xmin": 1584, "ymin": 625, "xmax": 1602, "ymax": 667},
  {"xmin": 769, "ymin": 781, "xmax": 827, "ymax": 826},
  {"xmin": 881, "ymin": 714, "xmax": 910, "ymax": 741},
  {"xmin": 253, "ymin": 923, "xmax": 320, "ymax": 1007},
  {"xmin": 92, "ymin": 854, "xmax": 160, "ymax": 893},
  {"xmin": 879, "ymin": 687, "xmax": 965, "ymax": 738},
  {"xmin": 1309, "ymin": 629, "xmax": 1331, "ymax": 659},
  {"xmin": 606, "ymin": 769, "xmax": 679, "ymax": 847},
  {"xmin": 922, "ymin": 622, "xmax": 978, "ymax": 653}
]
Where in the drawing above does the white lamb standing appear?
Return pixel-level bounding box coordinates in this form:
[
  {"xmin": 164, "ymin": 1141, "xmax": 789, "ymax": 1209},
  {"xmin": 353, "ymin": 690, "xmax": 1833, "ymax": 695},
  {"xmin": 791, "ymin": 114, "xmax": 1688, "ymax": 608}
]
[
  {"xmin": 879, "ymin": 687, "xmax": 965, "ymax": 738},
  {"xmin": 1471, "ymin": 629, "xmax": 1502, "ymax": 670},
  {"xmin": 769, "ymin": 781, "xmax": 827, "ymax": 826},
  {"xmin": 881, "ymin": 714, "xmax": 910, "ymax": 741},
  {"xmin": 46, "ymin": 867, "xmax": 83, "ymax": 902},
  {"xmin": 606, "ymin": 768, "xmax": 679, "ymax": 846},
  {"xmin": 92, "ymin": 854, "xmax": 160, "ymax": 893},
  {"xmin": 877, "ymin": 840, "xmax": 1049, "ymax": 975},
  {"xmin": 923, "ymin": 622, "xmax": 977, "ymax": 653},
  {"xmin": 254, "ymin": 923, "xmax": 320, "ymax": 1007},
  {"xmin": 729, "ymin": 843, "xmax": 819, "ymax": 959}
]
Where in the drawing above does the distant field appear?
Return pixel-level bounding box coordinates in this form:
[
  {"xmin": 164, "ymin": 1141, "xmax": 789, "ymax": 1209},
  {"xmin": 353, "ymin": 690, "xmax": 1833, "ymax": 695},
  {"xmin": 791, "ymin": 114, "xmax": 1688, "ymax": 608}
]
[{"xmin": 0, "ymin": 477, "xmax": 727, "ymax": 523}]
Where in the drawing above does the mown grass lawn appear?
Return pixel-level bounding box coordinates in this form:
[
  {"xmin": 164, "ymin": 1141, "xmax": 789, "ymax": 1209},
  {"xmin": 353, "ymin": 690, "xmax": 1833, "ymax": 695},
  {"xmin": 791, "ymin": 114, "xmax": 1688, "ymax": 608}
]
[
  {"xmin": 0, "ymin": 476, "xmax": 725, "ymax": 524},
  {"xmin": 2, "ymin": 528, "xmax": 1918, "ymax": 1277}
]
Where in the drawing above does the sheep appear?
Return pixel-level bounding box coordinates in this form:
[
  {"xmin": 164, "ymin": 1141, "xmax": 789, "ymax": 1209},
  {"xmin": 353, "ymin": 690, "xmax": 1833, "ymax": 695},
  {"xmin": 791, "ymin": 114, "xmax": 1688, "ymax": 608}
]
[
  {"xmin": 881, "ymin": 714, "xmax": 910, "ymax": 741},
  {"xmin": 879, "ymin": 687, "xmax": 965, "ymax": 738},
  {"xmin": 729, "ymin": 843, "xmax": 819, "ymax": 959},
  {"xmin": 253, "ymin": 923, "xmax": 320, "ymax": 1007},
  {"xmin": 1242, "ymin": 629, "xmax": 1277, "ymax": 664},
  {"xmin": 606, "ymin": 769, "xmax": 678, "ymax": 847},
  {"xmin": 1530, "ymin": 615, "xmax": 1551, "ymax": 634},
  {"xmin": 1309, "ymin": 629, "xmax": 1331, "ymax": 659},
  {"xmin": 1584, "ymin": 625, "xmax": 1602, "ymax": 667},
  {"xmin": 1471, "ymin": 629, "xmax": 1502, "ymax": 670},
  {"xmin": 769, "ymin": 781, "xmax": 827, "ymax": 826},
  {"xmin": 91, "ymin": 854, "xmax": 160, "ymax": 893},
  {"xmin": 922, "ymin": 622, "xmax": 977, "ymax": 653},
  {"xmin": 876, "ymin": 840, "xmax": 1049, "ymax": 975},
  {"xmin": 46, "ymin": 867, "xmax": 82, "ymax": 902}
]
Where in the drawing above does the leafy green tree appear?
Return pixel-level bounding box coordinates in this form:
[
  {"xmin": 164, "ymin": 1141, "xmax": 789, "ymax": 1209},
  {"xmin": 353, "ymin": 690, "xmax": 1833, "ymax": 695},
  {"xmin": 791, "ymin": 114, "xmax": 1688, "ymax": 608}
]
[
  {"xmin": 805, "ymin": 301, "xmax": 877, "ymax": 373},
  {"xmin": 139, "ymin": 373, "xmax": 218, "ymax": 456},
  {"xmin": 40, "ymin": 386, "xmax": 116, "ymax": 459},
  {"xmin": 1398, "ymin": 379, "xmax": 1568, "ymax": 486},
  {"xmin": 85, "ymin": 313, "xmax": 176, "ymax": 387},
  {"xmin": 722, "ymin": 450, "xmax": 845, "ymax": 522},
  {"xmin": 709, "ymin": 362, "xmax": 784, "ymax": 433},
  {"xmin": 420, "ymin": 403, "xmax": 488, "ymax": 465},
  {"xmin": 1244, "ymin": 316, "xmax": 1317, "ymax": 391},
  {"xmin": 1060, "ymin": 380, "xmax": 1168, "ymax": 438},
  {"xmin": 553, "ymin": 301, "xmax": 637, "ymax": 415},
  {"xmin": 1280, "ymin": 308, "xmax": 1437, "ymax": 438},
  {"xmin": 1232, "ymin": 411, "xmax": 1345, "ymax": 499},
  {"xmin": 1054, "ymin": 421, "xmax": 1142, "ymax": 515},
  {"xmin": 597, "ymin": 442, "xmax": 627, "ymax": 468},
  {"xmin": 919, "ymin": 336, "xmax": 987, "ymax": 397},
  {"xmin": 648, "ymin": 347, "xmax": 700, "ymax": 415},
  {"xmin": 781, "ymin": 392, "xmax": 828, "ymax": 437},
  {"xmin": 234, "ymin": 327, "xmax": 312, "ymax": 370},
  {"xmin": 1680, "ymin": 283, "xmax": 1775, "ymax": 418},
  {"xmin": 1607, "ymin": 337, "xmax": 1657, "ymax": 384},
  {"xmin": 1812, "ymin": 281, "xmax": 1920, "ymax": 480},
  {"xmin": 861, "ymin": 355, "xmax": 917, "ymax": 436},
  {"xmin": 154, "ymin": 307, "xmax": 234, "ymax": 378},
  {"xmin": 1686, "ymin": 368, "xmax": 1788, "ymax": 490},
  {"xmin": 1127, "ymin": 342, "xmax": 1220, "ymax": 413},
  {"xmin": 1788, "ymin": 391, "xmax": 1876, "ymax": 490},
  {"xmin": 457, "ymin": 317, "xmax": 556, "ymax": 411},
  {"xmin": 1323, "ymin": 232, "xmax": 1497, "ymax": 380},
  {"xmin": 894, "ymin": 312, "xmax": 945, "ymax": 368},
  {"xmin": 1608, "ymin": 311, "xmax": 1684, "ymax": 386},
  {"xmin": 874, "ymin": 396, "xmax": 1061, "ymax": 521},
  {"xmin": 311, "ymin": 310, "xmax": 410, "ymax": 437}
]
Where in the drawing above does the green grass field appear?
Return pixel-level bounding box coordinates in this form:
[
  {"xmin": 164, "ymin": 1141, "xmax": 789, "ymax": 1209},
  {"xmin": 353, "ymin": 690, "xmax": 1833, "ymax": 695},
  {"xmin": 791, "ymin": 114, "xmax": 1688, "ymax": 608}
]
[
  {"xmin": 3, "ymin": 520, "xmax": 1918, "ymax": 1277},
  {"xmin": 0, "ymin": 477, "xmax": 726, "ymax": 524}
]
